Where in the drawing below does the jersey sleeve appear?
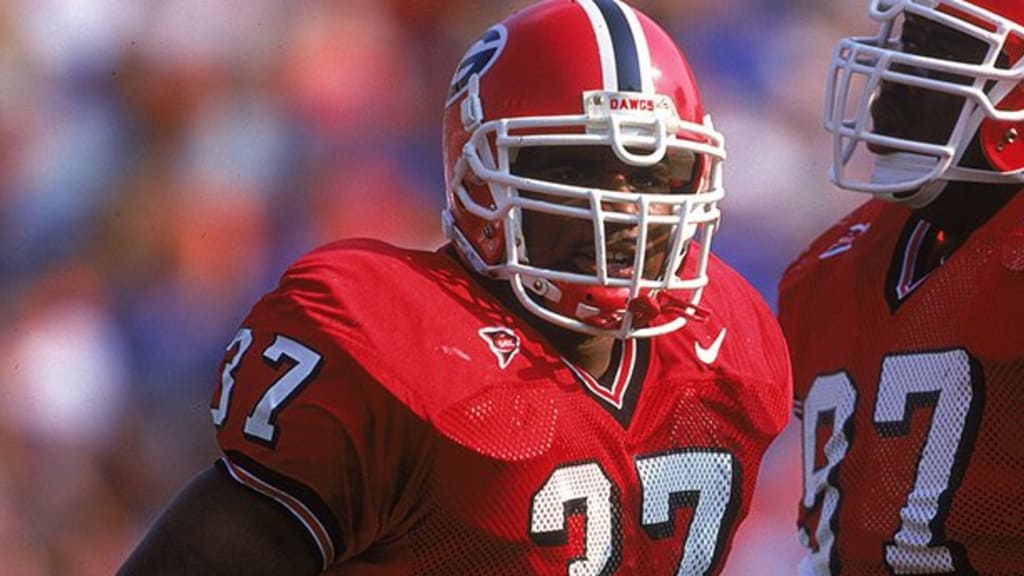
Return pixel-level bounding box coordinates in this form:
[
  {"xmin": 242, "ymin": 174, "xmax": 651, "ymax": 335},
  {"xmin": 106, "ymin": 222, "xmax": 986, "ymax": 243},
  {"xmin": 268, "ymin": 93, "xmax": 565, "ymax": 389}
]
[{"xmin": 209, "ymin": 261, "xmax": 434, "ymax": 570}]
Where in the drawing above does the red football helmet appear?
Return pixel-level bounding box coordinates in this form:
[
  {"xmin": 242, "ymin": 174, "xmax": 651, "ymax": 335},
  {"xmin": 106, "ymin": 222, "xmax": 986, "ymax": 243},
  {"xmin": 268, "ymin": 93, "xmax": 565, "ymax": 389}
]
[
  {"xmin": 442, "ymin": 0, "xmax": 725, "ymax": 339},
  {"xmin": 825, "ymin": 0, "xmax": 1024, "ymax": 207}
]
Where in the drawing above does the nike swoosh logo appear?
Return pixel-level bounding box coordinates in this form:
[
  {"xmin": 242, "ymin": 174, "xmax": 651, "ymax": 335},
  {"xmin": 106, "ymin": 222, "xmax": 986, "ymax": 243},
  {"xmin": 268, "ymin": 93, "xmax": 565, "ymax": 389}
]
[{"xmin": 695, "ymin": 328, "xmax": 726, "ymax": 365}]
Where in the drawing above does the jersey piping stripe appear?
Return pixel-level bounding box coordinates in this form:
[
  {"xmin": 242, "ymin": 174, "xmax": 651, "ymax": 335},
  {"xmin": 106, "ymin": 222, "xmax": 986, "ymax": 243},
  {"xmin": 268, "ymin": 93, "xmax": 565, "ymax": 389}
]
[
  {"xmin": 896, "ymin": 220, "xmax": 932, "ymax": 300},
  {"xmin": 220, "ymin": 456, "xmax": 337, "ymax": 570},
  {"xmin": 563, "ymin": 337, "xmax": 637, "ymax": 409},
  {"xmin": 578, "ymin": 0, "xmax": 653, "ymax": 93}
]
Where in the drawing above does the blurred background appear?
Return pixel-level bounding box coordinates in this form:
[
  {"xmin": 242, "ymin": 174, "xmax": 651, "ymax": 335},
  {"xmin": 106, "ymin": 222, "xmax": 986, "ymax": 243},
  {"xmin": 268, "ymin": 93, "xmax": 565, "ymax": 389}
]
[{"xmin": 0, "ymin": 0, "xmax": 870, "ymax": 574}]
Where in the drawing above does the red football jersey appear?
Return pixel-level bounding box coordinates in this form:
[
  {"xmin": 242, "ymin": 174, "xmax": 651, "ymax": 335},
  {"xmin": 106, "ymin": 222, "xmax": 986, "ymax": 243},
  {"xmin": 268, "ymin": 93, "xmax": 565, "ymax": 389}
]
[
  {"xmin": 778, "ymin": 195, "xmax": 1024, "ymax": 575},
  {"xmin": 212, "ymin": 239, "xmax": 790, "ymax": 575}
]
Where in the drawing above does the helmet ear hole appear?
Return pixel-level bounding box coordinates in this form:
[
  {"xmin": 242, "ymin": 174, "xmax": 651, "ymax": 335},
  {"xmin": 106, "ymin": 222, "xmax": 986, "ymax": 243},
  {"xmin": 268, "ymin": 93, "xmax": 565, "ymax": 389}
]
[
  {"xmin": 979, "ymin": 31, "xmax": 1024, "ymax": 173},
  {"xmin": 452, "ymin": 179, "xmax": 505, "ymax": 265},
  {"xmin": 980, "ymin": 84, "xmax": 1024, "ymax": 172}
]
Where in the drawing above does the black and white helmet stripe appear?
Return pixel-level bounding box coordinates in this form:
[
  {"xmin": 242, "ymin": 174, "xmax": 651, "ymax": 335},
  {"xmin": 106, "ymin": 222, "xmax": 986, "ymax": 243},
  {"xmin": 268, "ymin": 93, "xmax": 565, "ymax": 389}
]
[{"xmin": 577, "ymin": 0, "xmax": 654, "ymax": 93}]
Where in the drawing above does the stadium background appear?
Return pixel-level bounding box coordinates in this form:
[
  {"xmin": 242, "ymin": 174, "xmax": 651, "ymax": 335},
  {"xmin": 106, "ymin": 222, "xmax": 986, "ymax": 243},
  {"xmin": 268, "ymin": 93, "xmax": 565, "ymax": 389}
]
[{"xmin": 0, "ymin": 1, "xmax": 868, "ymax": 573}]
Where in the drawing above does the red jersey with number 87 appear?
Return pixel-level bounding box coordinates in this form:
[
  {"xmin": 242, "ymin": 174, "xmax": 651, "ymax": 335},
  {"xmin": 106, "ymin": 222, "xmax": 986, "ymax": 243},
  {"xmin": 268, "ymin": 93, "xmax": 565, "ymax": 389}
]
[
  {"xmin": 211, "ymin": 239, "xmax": 790, "ymax": 575},
  {"xmin": 778, "ymin": 196, "xmax": 1024, "ymax": 576}
]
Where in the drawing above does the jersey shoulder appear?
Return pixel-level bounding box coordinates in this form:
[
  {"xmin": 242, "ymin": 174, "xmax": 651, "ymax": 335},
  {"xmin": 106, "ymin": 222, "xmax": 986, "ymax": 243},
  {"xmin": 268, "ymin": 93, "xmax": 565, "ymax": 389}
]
[
  {"xmin": 701, "ymin": 250, "xmax": 790, "ymax": 368},
  {"xmin": 253, "ymin": 238, "xmax": 550, "ymax": 400},
  {"xmin": 660, "ymin": 251, "xmax": 793, "ymax": 437},
  {"xmin": 215, "ymin": 240, "xmax": 564, "ymax": 564},
  {"xmin": 777, "ymin": 199, "xmax": 908, "ymax": 330},
  {"xmin": 246, "ymin": 239, "xmax": 566, "ymax": 458},
  {"xmin": 779, "ymin": 198, "xmax": 903, "ymax": 295},
  {"xmin": 958, "ymin": 194, "xmax": 1024, "ymax": 358}
]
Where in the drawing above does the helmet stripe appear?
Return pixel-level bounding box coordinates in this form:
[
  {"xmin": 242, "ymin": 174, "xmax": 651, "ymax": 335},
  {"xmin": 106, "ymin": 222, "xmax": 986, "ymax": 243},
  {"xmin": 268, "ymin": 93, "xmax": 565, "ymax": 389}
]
[
  {"xmin": 615, "ymin": 1, "xmax": 654, "ymax": 93},
  {"xmin": 580, "ymin": 0, "xmax": 653, "ymax": 93}
]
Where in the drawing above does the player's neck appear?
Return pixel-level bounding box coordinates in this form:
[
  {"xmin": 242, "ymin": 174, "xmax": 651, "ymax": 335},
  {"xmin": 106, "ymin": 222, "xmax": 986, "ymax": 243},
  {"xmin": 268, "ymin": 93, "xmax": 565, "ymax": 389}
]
[
  {"xmin": 913, "ymin": 182, "xmax": 1019, "ymax": 238},
  {"xmin": 904, "ymin": 184, "xmax": 1017, "ymax": 269},
  {"xmin": 489, "ymin": 283, "xmax": 617, "ymax": 376},
  {"xmin": 540, "ymin": 326, "xmax": 617, "ymax": 378},
  {"xmin": 448, "ymin": 245, "xmax": 619, "ymax": 378},
  {"xmin": 493, "ymin": 292, "xmax": 616, "ymax": 376}
]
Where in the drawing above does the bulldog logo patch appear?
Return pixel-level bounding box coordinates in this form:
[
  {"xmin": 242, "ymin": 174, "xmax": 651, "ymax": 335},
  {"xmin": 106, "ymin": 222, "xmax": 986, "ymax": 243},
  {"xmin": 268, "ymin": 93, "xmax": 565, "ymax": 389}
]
[{"xmin": 478, "ymin": 326, "xmax": 520, "ymax": 370}]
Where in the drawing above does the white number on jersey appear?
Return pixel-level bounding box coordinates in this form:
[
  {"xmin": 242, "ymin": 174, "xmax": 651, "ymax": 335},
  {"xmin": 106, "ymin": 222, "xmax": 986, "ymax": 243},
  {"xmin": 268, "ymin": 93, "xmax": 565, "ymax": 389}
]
[
  {"xmin": 211, "ymin": 329, "xmax": 323, "ymax": 446},
  {"xmin": 531, "ymin": 449, "xmax": 736, "ymax": 576},
  {"xmin": 211, "ymin": 328, "xmax": 254, "ymax": 427},
  {"xmin": 800, "ymin": 349, "xmax": 981, "ymax": 575}
]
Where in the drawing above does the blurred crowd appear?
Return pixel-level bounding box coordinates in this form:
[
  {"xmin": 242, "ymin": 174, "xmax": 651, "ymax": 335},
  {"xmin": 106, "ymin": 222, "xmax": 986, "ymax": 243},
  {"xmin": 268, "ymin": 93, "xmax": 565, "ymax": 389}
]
[{"xmin": 0, "ymin": 1, "xmax": 870, "ymax": 574}]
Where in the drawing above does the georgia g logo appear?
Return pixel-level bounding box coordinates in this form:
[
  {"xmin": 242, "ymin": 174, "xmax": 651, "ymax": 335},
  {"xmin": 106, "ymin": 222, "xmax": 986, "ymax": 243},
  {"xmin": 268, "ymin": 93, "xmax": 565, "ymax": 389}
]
[{"xmin": 446, "ymin": 24, "xmax": 507, "ymax": 106}]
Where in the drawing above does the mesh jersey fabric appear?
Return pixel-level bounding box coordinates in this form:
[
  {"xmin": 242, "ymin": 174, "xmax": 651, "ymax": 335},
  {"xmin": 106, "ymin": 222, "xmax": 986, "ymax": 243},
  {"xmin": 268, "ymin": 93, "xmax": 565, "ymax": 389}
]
[
  {"xmin": 213, "ymin": 239, "xmax": 791, "ymax": 575},
  {"xmin": 778, "ymin": 194, "xmax": 1024, "ymax": 576}
]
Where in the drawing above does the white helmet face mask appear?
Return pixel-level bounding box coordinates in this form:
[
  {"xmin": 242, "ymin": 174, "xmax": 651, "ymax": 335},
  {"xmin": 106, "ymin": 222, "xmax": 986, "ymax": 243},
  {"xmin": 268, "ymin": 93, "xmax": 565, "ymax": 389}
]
[
  {"xmin": 445, "ymin": 83, "xmax": 725, "ymax": 339},
  {"xmin": 823, "ymin": 0, "xmax": 1024, "ymax": 206},
  {"xmin": 448, "ymin": 83, "xmax": 729, "ymax": 338}
]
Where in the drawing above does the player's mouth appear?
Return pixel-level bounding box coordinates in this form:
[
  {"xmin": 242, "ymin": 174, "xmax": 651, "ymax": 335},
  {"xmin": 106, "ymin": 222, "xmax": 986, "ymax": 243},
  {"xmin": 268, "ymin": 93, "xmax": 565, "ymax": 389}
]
[
  {"xmin": 570, "ymin": 250, "xmax": 636, "ymax": 278},
  {"xmin": 571, "ymin": 236, "xmax": 669, "ymax": 279},
  {"xmin": 606, "ymin": 250, "xmax": 638, "ymax": 278}
]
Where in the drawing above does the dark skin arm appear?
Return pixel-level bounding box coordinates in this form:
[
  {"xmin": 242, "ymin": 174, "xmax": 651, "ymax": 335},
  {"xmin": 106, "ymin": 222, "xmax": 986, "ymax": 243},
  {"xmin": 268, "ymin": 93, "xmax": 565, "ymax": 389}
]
[{"xmin": 117, "ymin": 464, "xmax": 321, "ymax": 576}]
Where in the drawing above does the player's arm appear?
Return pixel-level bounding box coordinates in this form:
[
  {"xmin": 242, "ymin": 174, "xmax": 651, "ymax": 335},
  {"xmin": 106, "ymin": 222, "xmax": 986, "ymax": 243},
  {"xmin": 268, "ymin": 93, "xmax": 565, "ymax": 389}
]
[{"xmin": 116, "ymin": 463, "xmax": 320, "ymax": 576}]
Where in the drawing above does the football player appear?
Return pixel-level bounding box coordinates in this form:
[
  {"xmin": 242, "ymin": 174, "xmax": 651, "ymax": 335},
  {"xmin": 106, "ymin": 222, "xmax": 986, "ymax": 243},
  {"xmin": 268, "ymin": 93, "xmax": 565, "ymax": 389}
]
[
  {"xmin": 118, "ymin": 1, "xmax": 791, "ymax": 574},
  {"xmin": 779, "ymin": 0, "xmax": 1024, "ymax": 574}
]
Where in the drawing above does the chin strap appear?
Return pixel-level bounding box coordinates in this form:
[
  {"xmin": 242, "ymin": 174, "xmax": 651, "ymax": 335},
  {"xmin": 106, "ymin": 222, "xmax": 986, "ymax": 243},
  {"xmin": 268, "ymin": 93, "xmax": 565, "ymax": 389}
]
[
  {"xmin": 628, "ymin": 291, "xmax": 710, "ymax": 327},
  {"xmin": 523, "ymin": 274, "xmax": 709, "ymax": 332}
]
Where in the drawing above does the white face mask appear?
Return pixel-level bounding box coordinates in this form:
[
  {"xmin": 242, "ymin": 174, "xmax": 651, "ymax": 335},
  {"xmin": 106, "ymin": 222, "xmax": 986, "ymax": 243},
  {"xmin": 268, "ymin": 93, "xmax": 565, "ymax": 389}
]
[{"xmin": 824, "ymin": 0, "xmax": 1024, "ymax": 207}]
